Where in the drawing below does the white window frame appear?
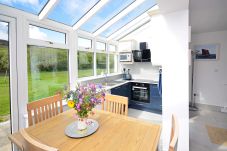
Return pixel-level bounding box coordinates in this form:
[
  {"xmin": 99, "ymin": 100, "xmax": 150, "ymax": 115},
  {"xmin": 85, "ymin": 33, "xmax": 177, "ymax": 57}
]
[{"xmin": 0, "ymin": 15, "xmax": 18, "ymax": 133}]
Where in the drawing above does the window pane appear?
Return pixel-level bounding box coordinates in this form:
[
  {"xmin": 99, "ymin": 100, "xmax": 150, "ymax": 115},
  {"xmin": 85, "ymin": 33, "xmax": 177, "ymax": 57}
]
[
  {"xmin": 100, "ymin": 0, "xmax": 156, "ymax": 37},
  {"xmin": 27, "ymin": 45, "xmax": 68, "ymax": 102},
  {"xmin": 109, "ymin": 54, "xmax": 115, "ymax": 73},
  {"xmin": 96, "ymin": 42, "xmax": 106, "ymax": 51},
  {"xmin": 0, "ymin": 0, "xmax": 48, "ymax": 15},
  {"xmin": 29, "ymin": 25, "xmax": 66, "ymax": 44},
  {"xmin": 78, "ymin": 37, "xmax": 92, "ymax": 49},
  {"xmin": 48, "ymin": 0, "xmax": 99, "ymax": 26},
  {"xmin": 96, "ymin": 53, "xmax": 107, "ymax": 75},
  {"xmin": 109, "ymin": 45, "xmax": 116, "ymax": 52},
  {"xmin": 0, "ymin": 21, "xmax": 12, "ymax": 151},
  {"xmin": 80, "ymin": 0, "xmax": 135, "ymax": 33},
  {"xmin": 78, "ymin": 51, "xmax": 94, "ymax": 78}
]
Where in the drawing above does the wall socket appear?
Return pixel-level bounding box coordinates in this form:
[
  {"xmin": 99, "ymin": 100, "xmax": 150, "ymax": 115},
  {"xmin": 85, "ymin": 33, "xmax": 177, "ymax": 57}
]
[{"xmin": 221, "ymin": 106, "xmax": 227, "ymax": 113}]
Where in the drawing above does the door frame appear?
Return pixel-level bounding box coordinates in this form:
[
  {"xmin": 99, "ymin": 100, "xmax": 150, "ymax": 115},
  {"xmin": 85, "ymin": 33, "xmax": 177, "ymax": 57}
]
[{"xmin": 0, "ymin": 15, "xmax": 18, "ymax": 133}]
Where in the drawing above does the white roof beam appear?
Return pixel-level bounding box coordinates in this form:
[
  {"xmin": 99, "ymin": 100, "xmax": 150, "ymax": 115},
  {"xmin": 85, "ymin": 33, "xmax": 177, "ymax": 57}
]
[
  {"xmin": 73, "ymin": 0, "xmax": 110, "ymax": 30},
  {"xmin": 107, "ymin": 13, "xmax": 149, "ymax": 41},
  {"xmin": 107, "ymin": 5, "xmax": 159, "ymax": 41},
  {"xmin": 93, "ymin": 0, "xmax": 146, "ymax": 36},
  {"xmin": 39, "ymin": 0, "xmax": 59, "ymax": 20},
  {"xmin": 115, "ymin": 16, "xmax": 150, "ymax": 41}
]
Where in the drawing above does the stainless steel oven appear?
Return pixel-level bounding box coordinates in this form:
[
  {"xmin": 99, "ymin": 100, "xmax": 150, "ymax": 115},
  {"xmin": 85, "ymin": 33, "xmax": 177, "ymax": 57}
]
[{"xmin": 131, "ymin": 83, "xmax": 150, "ymax": 103}]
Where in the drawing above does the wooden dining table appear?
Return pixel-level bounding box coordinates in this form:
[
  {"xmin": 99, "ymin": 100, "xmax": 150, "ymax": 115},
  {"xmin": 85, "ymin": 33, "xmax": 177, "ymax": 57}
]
[{"xmin": 22, "ymin": 109, "xmax": 161, "ymax": 151}]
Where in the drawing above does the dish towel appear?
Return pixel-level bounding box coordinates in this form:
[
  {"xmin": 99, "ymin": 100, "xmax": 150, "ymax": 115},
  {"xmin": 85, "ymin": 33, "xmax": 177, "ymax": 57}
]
[{"xmin": 158, "ymin": 69, "xmax": 162, "ymax": 96}]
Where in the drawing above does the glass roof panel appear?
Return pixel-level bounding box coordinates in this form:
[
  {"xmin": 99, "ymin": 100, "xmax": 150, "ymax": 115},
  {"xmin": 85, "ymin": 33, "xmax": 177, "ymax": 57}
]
[
  {"xmin": 48, "ymin": 0, "xmax": 100, "ymax": 26},
  {"xmin": 80, "ymin": 0, "xmax": 135, "ymax": 33},
  {"xmin": 100, "ymin": 0, "xmax": 156, "ymax": 37},
  {"xmin": 0, "ymin": 0, "xmax": 48, "ymax": 15}
]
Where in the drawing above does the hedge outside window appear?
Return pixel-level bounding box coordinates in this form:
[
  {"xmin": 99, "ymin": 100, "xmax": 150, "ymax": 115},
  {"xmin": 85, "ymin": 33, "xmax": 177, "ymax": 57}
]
[
  {"xmin": 109, "ymin": 54, "xmax": 115, "ymax": 73},
  {"xmin": 27, "ymin": 45, "xmax": 68, "ymax": 102},
  {"xmin": 96, "ymin": 53, "xmax": 107, "ymax": 75},
  {"xmin": 78, "ymin": 51, "xmax": 94, "ymax": 78}
]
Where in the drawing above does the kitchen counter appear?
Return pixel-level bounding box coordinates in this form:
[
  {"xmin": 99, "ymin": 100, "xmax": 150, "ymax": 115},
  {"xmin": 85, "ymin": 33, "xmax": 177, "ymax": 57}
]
[{"xmin": 102, "ymin": 79, "xmax": 159, "ymax": 90}]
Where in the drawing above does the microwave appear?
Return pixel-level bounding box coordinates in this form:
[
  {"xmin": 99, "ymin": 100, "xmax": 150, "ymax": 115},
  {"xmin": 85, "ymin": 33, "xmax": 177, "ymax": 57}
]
[{"xmin": 119, "ymin": 52, "xmax": 132, "ymax": 62}]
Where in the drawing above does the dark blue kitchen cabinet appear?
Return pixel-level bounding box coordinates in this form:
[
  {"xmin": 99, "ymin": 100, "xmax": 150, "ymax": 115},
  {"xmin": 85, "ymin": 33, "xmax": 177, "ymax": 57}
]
[
  {"xmin": 111, "ymin": 83, "xmax": 131, "ymax": 100},
  {"xmin": 150, "ymin": 84, "xmax": 162, "ymax": 111}
]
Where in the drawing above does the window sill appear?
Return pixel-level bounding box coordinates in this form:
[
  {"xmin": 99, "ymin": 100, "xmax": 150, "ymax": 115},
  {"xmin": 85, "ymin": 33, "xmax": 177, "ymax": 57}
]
[{"xmin": 77, "ymin": 73, "xmax": 122, "ymax": 83}]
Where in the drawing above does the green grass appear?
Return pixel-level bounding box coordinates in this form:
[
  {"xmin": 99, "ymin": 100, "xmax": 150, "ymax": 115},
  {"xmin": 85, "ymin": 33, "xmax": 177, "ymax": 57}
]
[
  {"xmin": 28, "ymin": 71, "xmax": 68, "ymax": 102},
  {"xmin": 0, "ymin": 75, "xmax": 10, "ymax": 116}
]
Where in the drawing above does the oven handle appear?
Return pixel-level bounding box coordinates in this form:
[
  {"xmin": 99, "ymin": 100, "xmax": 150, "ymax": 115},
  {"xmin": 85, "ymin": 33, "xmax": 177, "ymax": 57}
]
[{"xmin": 132, "ymin": 86, "xmax": 147, "ymax": 90}]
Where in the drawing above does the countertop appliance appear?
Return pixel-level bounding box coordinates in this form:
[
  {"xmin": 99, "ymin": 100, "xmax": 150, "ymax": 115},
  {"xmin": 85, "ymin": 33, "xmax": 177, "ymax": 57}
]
[
  {"xmin": 125, "ymin": 69, "xmax": 132, "ymax": 80},
  {"xmin": 119, "ymin": 52, "xmax": 132, "ymax": 62},
  {"xmin": 132, "ymin": 49, "xmax": 151, "ymax": 62},
  {"xmin": 131, "ymin": 82, "xmax": 150, "ymax": 103}
]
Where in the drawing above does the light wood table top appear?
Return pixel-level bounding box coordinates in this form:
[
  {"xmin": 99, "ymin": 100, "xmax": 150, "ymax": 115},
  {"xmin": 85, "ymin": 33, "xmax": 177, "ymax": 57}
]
[{"xmin": 24, "ymin": 109, "xmax": 161, "ymax": 151}]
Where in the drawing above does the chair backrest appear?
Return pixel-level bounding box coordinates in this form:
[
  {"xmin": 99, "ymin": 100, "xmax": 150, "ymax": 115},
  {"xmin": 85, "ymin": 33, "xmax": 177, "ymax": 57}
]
[
  {"xmin": 169, "ymin": 114, "xmax": 179, "ymax": 151},
  {"xmin": 8, "ymin": 133, "xmax": 24, "ymax": 151},
  {"xmin": 20, "ymin": 129, "xmax": 58, "ymax": 151},
  {"xmin": 27, "ymin": 93, "xmax": 63, "ymax": 126},
  {"xmin": 102, "ymin": 94, "xmax": 128, "ymax": 116}
]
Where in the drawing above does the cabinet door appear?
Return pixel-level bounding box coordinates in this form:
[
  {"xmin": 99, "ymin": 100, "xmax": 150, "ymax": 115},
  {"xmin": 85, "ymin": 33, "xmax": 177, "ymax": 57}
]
[
  {"xmin": 111, "ymin": 86, "xmax": 122, "ymax": 96},
  {"xmin": 150, "ymin": 84, "xmax": 162, "ymax": 111},
  {"xmin": 111, "ymin": 83, "xmax": 131, "ymax": 100}
]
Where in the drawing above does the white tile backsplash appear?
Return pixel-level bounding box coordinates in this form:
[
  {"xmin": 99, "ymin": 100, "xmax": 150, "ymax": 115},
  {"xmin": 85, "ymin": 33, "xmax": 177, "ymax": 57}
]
[{"xmin": 121, "ymin": 63, "xmax": 160, "ymax": 81}]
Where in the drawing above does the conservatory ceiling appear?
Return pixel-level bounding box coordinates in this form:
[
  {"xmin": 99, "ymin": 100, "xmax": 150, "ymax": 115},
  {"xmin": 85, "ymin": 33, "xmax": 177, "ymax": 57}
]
[{"xmin": 0, "ymin": 0, "xmax": 158, "ymax": 40}]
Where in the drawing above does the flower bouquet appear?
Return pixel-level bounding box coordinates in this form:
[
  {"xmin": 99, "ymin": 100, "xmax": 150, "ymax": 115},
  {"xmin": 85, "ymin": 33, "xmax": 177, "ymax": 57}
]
[{"xmin": 64, "ymin": 83, "xmax": 105, "ymax": 130}]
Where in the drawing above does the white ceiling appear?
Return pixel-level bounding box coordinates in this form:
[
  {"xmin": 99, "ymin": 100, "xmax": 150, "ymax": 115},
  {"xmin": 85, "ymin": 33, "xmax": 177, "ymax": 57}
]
[{"xmin": 190, "ymin": 0, "xmax": 227, "ymax": 34}]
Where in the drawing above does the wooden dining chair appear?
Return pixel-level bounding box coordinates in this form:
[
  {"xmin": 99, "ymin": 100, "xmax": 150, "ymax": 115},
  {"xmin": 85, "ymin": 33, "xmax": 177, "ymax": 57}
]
[
  {"xmin": 169, "ymin": 114, "xmax": 179, "ymax": 151},
  {"xmin": 102, "ymin": 94, "xmax": 128, "ymax": 116},
  {"xmin": 8, "ymin": 129, "xmax": 58, "ymax": 151},
  {"xmin": 8, "ymin": 132, "xmax": 24, "ymax": 151},
  {"xmin": 27, "ymin": 93, "xmax": 63, "ymax": 126}
]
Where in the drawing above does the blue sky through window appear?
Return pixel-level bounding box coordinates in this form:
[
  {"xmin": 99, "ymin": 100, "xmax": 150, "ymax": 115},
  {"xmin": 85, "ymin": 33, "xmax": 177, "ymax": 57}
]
[
  {"xmin": 29, "ymin": 25, "xmax": 66, "ymax": 44},
  {"xmin": 100, "ymin": 0, "xmax": 156, "ymax": 37},
  {"xmin": 0, "ymin": 0, "xmax": 48, "ymax": 15},
  {"xmin": 80, "ymin": 0, "xmax": 135, "ymax": 33},
  {"xmin": 48, "ymin": 0, "xmax": 99, "ymax": 26}
]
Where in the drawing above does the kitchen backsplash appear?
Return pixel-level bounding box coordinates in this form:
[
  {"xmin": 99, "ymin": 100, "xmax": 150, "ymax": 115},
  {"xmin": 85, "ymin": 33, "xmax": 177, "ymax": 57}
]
[{"xmin": 121, "ymin": 63, "xmax": 160, "ymax": 81}]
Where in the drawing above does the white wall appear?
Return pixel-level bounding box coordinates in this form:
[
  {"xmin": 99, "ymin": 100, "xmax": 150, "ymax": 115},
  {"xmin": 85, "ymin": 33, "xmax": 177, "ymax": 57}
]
[
  {"xmin": 152, "ymin": 10, "xmax": 189, "ymax": 151},
  {"xmin": 120, "ymin": 20, "xmax": 160, "ymax": 81},
  {"xmin": 192, "ymin": 30, "xmax": 227, "ymax": 107},
  {"xmin": 122, "ymin": 8, "xmax": 190, "ymax": 151}
]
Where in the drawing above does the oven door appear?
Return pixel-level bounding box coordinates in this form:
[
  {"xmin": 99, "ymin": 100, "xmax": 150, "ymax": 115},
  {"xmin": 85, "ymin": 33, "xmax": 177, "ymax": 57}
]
[{"xmin": 132, "ymin": 86, "xmax": 150, "ymax": 103}]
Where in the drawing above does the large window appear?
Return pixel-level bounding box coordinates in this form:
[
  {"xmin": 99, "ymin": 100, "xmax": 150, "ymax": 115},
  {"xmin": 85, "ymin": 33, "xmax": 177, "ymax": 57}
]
[
  {"xmin": 96, "ymin": 53, "xmax": 107, "ymax": 75},
  {"xmin": 27, "ymin": 45, "xmax": 68, "ymax": 102},
  {"xmin": 78, "ymin": 52, "xmax": 94, "ymax": 78},
  {"xmin": 77, "ymin": 37, "xmax": 94, "ymax": 78}
]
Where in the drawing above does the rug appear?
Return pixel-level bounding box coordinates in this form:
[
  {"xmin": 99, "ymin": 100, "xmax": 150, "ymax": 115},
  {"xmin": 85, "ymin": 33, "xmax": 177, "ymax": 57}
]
[{"xmin": 206, "ymin": 125, "xmax": 227, "ymax": 146}]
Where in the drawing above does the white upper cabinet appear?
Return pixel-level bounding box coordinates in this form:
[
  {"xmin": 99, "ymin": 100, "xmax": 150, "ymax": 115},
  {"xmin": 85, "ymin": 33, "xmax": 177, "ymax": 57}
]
[{"xmin": 118, "ymin": 40, "xmax": 136, "ymax": 52}]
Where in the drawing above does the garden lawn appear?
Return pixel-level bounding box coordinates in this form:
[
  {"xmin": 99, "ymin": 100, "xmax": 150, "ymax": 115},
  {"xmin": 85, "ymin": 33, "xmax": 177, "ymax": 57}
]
[{"xmin": 1, "ymin": 69, "xmax": 108, "ymax": 117}]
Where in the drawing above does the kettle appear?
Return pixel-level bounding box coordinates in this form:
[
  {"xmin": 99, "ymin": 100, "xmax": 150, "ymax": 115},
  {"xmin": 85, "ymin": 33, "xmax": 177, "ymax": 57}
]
[{"xmin": 125, "ymin": 69, "xmax": 132, "ymax": 80}]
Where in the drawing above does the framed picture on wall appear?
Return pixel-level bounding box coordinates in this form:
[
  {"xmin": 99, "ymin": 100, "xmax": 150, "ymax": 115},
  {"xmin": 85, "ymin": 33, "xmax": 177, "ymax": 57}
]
[{"xmin": 194, "ymin": 44, "xmax": 219, "ymax": 60}]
